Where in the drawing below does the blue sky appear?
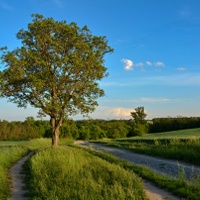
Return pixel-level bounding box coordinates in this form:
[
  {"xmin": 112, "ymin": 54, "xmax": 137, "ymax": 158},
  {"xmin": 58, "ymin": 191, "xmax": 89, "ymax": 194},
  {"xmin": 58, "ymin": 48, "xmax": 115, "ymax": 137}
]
[{"xmin": 0, "ymin": 0, "xmax": 200, "ymax": 121}]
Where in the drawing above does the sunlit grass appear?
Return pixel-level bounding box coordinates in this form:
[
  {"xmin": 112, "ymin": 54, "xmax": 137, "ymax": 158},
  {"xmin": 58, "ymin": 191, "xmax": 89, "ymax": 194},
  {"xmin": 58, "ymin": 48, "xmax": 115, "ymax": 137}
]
[
  {"xmin": 0, "ymin": 138, "xmax": 52, "ymax": 200},
  {"xmin": 25, "ymin": 146, "xmax": 147, "ymax": 200},
  {"xmin": 79, "ymin": 146, "xmax": 200, "ymax": 200},
  {"xmin": 1, "ymin": 128, "xmax": 200, "ymax": 200},
  {"xmin": 129, "ymin": 128, "xmax": 200, "ymax": 139},
  {"xmin": 0, "ymin": 146, "xmax": 28, "ymax": 199}
]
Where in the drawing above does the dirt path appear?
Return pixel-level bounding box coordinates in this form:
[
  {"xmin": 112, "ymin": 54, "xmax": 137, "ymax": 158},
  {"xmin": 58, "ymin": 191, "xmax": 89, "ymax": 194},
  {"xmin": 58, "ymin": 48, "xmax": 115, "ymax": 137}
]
[
  {"xmin": 9, "ymin": 151, "xmax": 34, "ymax": 200},
  {"xmin": 75, "ymin": 141, "xmax": 182, "ymax": 200},
  {"xmin": 9, "ymin": 144, "xmax": 185, "ymax": 200}
]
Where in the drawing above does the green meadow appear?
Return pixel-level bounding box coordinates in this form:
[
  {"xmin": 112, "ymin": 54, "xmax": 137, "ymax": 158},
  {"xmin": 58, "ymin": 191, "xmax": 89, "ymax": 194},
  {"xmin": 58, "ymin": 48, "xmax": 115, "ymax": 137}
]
[
  {"xmin": 0, "ymin": 139, "xmax": 147, "ymax": 200},
  {"xmin": 135, "ymin": 128, "xmax": 200, "ymax": 139},
  {"xmin": 25, "ymin": 146, "xmax": 146, "ymax": 200},
  {"xmin": 1, "ymin": 128, "xmax": 200, "ymax": 200}
]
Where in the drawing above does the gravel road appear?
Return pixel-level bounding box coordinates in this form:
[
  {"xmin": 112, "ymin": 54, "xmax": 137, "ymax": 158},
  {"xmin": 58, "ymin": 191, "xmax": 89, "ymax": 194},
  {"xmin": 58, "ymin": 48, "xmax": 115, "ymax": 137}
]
[
  {"xmin": 10, "ymin": 142, "xmax": 200, "ymax": 200},
  {"xmin": 75, "ymin": 141, "xmax": 200, "ymax": 200},
  {"xmin": 77, "ymin": 141, "xmax": 200, "ymax": 180}
]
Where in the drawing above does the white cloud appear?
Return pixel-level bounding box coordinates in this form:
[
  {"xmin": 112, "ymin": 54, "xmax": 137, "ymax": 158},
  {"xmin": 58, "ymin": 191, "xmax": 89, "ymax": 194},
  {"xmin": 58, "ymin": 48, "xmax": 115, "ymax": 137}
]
[
  {"xmin": 121, "ymin": 59, "xmax": 134, "ymax": 70},
  {"xmin": 154, "ymin": 61, "xmax": 165, "ymax": 67},
  {"xmin": 177, "ymin": 67, "xmax": 186, "ymax": 71},
  {"xmin": 146, "ymin": 61, "xmax": 152, "ymax": 66},
  {"xmin": 80, "ymin": 106, "xmax": 133, "ymax": 120},
  {"xmin": 121, "ymin": 59, "xmax": 165, "ymax": 70},
  {"xmin": 111, "ymin": 107, "xmax": 133, "ymax": 118}
]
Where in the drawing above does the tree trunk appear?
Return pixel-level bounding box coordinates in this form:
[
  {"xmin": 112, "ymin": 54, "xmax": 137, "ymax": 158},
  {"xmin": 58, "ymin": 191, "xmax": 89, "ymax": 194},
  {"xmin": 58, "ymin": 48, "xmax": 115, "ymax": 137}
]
[
  {"xmin": 52, "ymin": 129, "xmax": 59, "ymax": 147},
  {"xmin": 50, "ymin": 116, "xmax": 61, "ymax": 147}
]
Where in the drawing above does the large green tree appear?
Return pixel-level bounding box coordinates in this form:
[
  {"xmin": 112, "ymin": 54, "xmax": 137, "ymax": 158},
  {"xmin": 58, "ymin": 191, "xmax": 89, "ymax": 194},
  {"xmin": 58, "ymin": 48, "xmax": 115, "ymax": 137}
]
[{"xmin": 0, "ymin": 14, "xmax": 113, "ymax": 146}]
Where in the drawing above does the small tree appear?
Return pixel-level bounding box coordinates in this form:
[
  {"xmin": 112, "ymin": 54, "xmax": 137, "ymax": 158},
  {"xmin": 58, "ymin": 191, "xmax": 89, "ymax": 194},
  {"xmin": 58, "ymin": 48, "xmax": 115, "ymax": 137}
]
[
  {"xmin": 131, "ymin": 106, "xmax": 147, "ymax": 123},
  {"xmin": 130, "ymin": 107, "xmax": 148, "ymax": 136},
  {"xmin": 0, "ymin": 14, "xmax": 113, "ymax": 146}
]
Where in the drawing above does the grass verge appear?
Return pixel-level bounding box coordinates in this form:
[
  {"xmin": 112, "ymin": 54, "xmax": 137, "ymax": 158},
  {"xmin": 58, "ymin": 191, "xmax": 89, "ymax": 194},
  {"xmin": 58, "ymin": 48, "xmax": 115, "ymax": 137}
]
[{"xmin": 75, "ymin": 145, "xmax": 200, "ymax": 200}]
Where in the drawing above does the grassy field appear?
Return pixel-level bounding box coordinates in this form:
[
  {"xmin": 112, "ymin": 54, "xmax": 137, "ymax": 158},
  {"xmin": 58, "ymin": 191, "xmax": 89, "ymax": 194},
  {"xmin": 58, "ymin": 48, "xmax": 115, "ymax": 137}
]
[
  {"xmin": 1, "ymin": 128, "xmax": 200, "ymax": 199},
  {"xmin": 95, "ymin": 128, "xmax": 200, "ymax": 166},
  {"xmin": 25, "ymin": 146, "xmax": 147, "ymax": 200},
  {"xmin": 123, "ymin": 128, "xmax": 200, "ymax": 140},
  {"xmin": 1, "ymin": 139, "xmax": 147, "ymax": 200}
]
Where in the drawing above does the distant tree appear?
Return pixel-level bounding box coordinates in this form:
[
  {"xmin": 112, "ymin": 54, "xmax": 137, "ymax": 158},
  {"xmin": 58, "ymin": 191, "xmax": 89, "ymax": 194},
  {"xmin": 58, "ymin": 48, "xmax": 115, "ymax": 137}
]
[
  {"xmin": 131, "ymin": 106, "xmax": 147, "ymax": 123},
  {"xmin": 24, "ymin": 116, "xmax": 35, "ymax": 126},
  {"xmin": 132, "ymin": 123, "xmax": 149, "ymax": 136},
  {"xmin": 60, "ymin": 119, "xmax": 79, "ymax": 139},
  {"xmin": 79, "ymin": 126, "xmax": 91, "ymax": 140},
  {"xmin": 0, "ymin": 14, "xmax": 113, "ymax": 146},
  {"xmin": 130, "ymin": 107, "xmax": 148, "ymax": 136},
  {"xmin": 88, "ymin": 124, "xmax": 101, "ymax": 139},
  {"xmin": 105, "ymin": 120, "xmax": 129, "ymax": 138},
  {"xmin": 0, "ymin": 120, "xmax": 9, "ymax": 140}
]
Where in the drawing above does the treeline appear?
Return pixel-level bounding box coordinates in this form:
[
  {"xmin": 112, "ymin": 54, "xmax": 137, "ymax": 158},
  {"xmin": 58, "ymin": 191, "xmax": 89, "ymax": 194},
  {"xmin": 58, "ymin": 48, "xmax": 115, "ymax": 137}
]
[
  {"xmin": 0, "ymin": 116, "xmax": 200, "ymax": 140},
  {"xmin": 149, "ymin": 117, "xmax": 200, "ymax": 133},
  {"xmin": 0, "ymin": 117, "xmax": 50, "ymax": 140},
  {"xmin": 0, "ymin": 118, "xmax": 132, "ymax": 140}
]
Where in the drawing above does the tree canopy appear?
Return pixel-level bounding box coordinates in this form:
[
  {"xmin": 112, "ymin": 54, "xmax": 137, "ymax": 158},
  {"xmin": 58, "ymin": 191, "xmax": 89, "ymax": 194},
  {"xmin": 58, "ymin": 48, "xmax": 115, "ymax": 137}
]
[
  {"xmin": 130, "ymin": 107, "xmax": 148, "ymax": 136},
  {"xmin": 130, "ymin": 107, "xmax": 147, "ymax": 123},
  {"xmin": 0, "ymin": 14, "xmax": 113, "ymax": 146}
]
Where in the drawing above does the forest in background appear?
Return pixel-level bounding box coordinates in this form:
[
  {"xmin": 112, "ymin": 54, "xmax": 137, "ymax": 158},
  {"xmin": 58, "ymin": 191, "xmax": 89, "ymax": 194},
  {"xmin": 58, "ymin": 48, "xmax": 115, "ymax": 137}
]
[{"xmin": 0, "ymin": 116, "xmax": 200, "ymax": 140}]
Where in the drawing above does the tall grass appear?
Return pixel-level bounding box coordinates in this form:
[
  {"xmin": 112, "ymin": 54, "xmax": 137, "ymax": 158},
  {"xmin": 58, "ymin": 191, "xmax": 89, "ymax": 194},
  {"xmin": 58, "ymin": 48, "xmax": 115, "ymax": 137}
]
[
  {"xmin": 0, "ymin": 146, "xmax": 28, "ymax": 199},
  {"xmin": 25, "ymin": 146, "xmax": 147, "ymax": 200},
  {"xmin": 0, "ymin": 138, "xmax": 51, "ymax": 199}
]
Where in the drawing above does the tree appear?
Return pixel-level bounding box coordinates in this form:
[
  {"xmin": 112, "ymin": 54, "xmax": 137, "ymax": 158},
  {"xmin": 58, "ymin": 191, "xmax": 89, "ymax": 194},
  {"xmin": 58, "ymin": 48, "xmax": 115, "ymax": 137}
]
[
  {"xmin": 24, "ymin": 116, "xmax": 35, "ymax": 126},
  {"xmin": 130, "ymin": 107, "xmax": 148, "ymax": 136},
  {"xmin": 0, "ymin": 14, "xmax": 113, "ymax": 146},
  {"xmin": 131, "ymin": 106, "xmax": 147, "ymax": 123}
]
